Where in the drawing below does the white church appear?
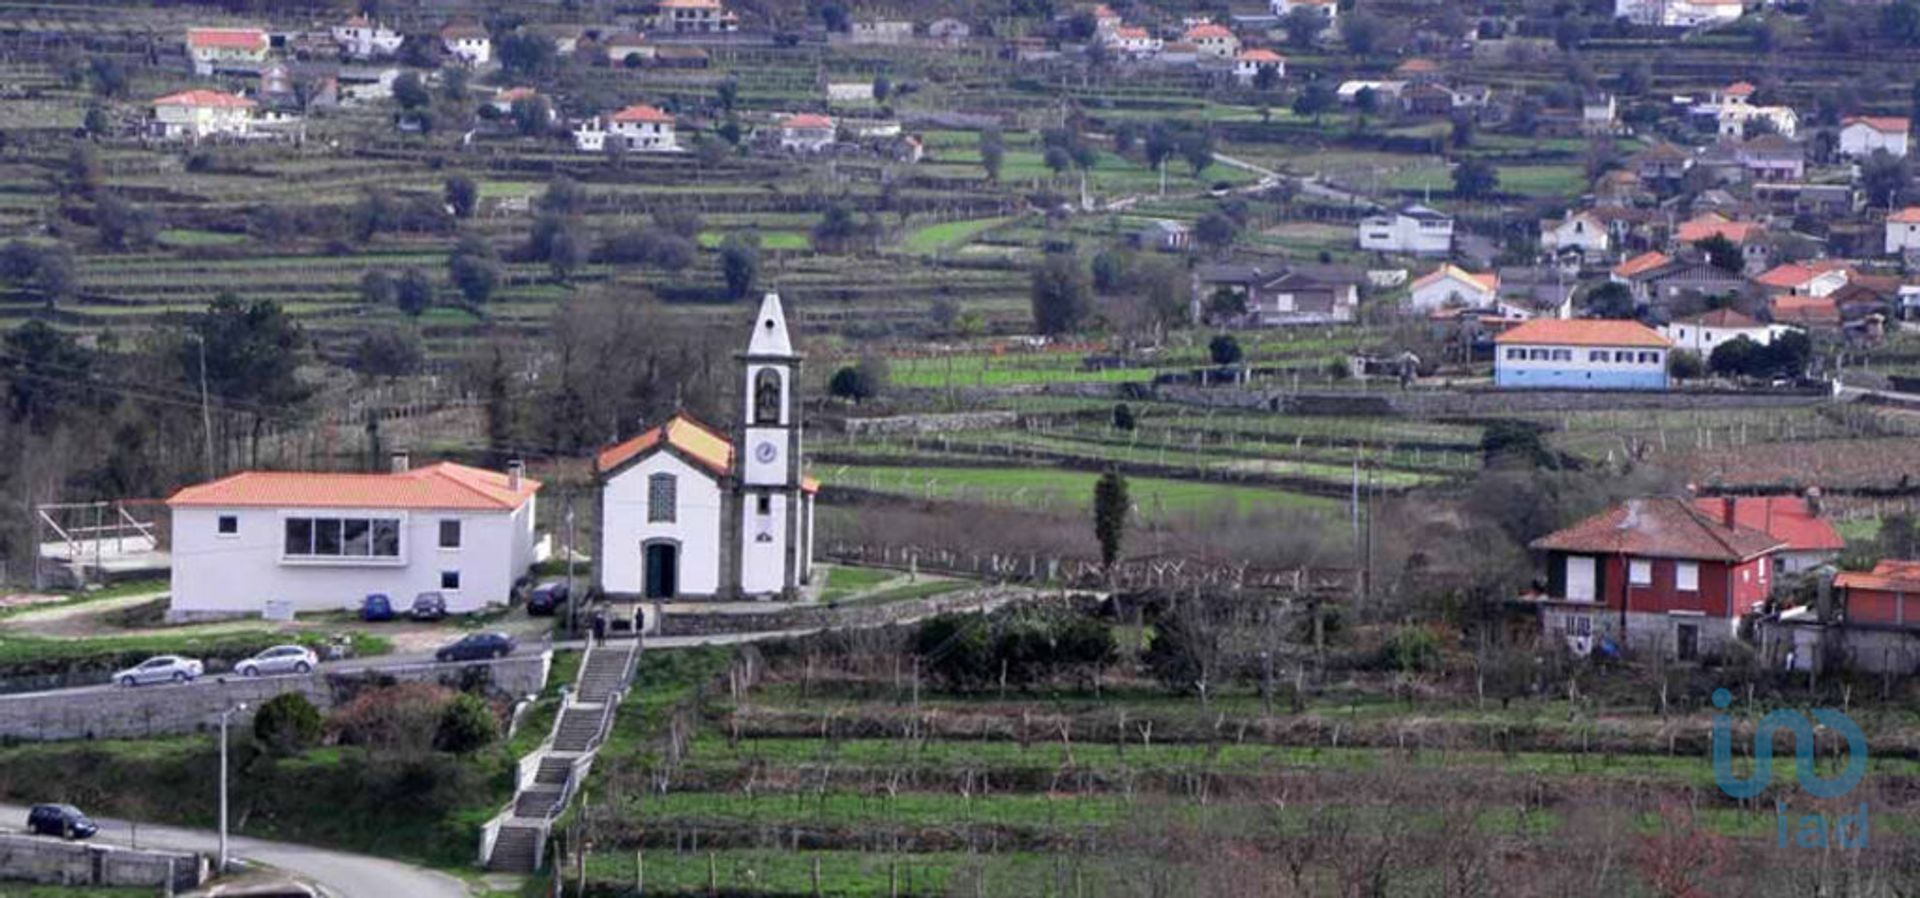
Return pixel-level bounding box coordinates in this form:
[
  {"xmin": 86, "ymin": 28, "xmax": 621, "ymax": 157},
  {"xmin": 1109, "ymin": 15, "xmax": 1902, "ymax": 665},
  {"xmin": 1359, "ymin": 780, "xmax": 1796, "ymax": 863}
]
[{"xmin": 593, "ymin": 293, "xmax": 818, "ymax": 600}]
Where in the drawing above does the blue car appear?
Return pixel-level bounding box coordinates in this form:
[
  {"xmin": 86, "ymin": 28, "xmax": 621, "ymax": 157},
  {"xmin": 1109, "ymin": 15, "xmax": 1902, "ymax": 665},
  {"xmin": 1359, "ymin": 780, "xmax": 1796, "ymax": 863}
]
[{"xmin": 361, "ymin": 593, "xmax": 394, "ymax": 622}]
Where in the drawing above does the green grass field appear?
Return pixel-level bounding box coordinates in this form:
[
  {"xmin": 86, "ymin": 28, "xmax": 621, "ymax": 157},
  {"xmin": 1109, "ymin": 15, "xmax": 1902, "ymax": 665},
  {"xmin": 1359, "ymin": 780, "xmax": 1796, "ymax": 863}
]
[{"xmin": 818, "ymin": 463, "xmax": 1338, "ymax": 515}]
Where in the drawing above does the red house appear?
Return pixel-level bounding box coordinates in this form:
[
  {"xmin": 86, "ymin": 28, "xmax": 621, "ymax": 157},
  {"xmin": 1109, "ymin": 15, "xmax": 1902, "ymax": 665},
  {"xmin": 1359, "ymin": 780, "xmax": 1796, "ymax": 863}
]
[
  {"xmin": 1528, "ymin": 497, "xmax": 1782, "ymax": 659},
  {"xmin": 1836, "ymin": 560, "xmax": 1920, "ymax": 629},
  {"xmin": 1690, "ymin": 494, "xmax": 1843, "ymax": 575}
]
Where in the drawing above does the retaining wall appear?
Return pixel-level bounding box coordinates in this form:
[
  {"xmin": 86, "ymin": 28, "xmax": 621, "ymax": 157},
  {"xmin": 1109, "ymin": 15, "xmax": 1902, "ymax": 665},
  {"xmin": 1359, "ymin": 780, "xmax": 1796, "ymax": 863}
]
[
  {"xmin": 0, "ymin": 653, "xmax": 550, "ymax": 742},
  {"xmin": 1149, "ymin": 384, "xmax": 1830, "ymax": 417},
  {"xmin": 0, "ymin": 833, "xmax": 205, "ymax": 891}
]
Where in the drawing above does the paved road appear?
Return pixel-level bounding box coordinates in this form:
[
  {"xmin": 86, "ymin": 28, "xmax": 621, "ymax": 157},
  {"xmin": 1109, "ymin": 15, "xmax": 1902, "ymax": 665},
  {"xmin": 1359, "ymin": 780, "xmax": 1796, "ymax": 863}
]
[
  {"xmin": 0, "ymin": 641, "xmax": 550, "ymax": 701},
  {"xmin": 0, "ymin": 803, "xmax": 468, "ymax": 898}
]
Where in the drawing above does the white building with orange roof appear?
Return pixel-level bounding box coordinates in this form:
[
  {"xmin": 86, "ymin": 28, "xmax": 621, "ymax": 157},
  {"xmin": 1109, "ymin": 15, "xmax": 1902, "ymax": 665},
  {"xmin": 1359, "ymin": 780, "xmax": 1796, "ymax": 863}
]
[
  {"xmin": 186, "ymin": 27, "xmax": 269, "ymax": 76},
  {"xmin": 1184, "ymin": 22, "xmax": 1239, "ymax": 58},
  {"xmin": 1886, "ymin": 207, "xmax": 1920, "ymax": 255},
  {"xmin": 150, "ymin": 89, "xmax": 256, "ymax": 140},
  {"xmin": 331, "ymin": 14, "xmax": 402, "ymax": 60},
  {"xmin": 1233, "ymin": 49, "xmax": 1285, "ymax": 83},
  {"xmin": 656, "ymin": 0, "xmax": 738, "ymax": 33},
  {"xmin": 165, "ymin": 458, "xmax": 541, "ymax": 618},
  {"xmin": 441, "ymin": 19, "xmax": 492, "ymax": 66},
  {"xmin": 1106, "ymin": 25, "xmax": 1161, "ymax": 57},
  {"xmin": 1840, "ymin": 116, "xmax": 1910, "ymax": 160},
  {"xmin": 776, "ymin": 113, "xmax": 836, "ymax": 153},
  {"xmin": 1494, "ymin": 319, "xmax": 1672, "ymax": 390},
  {"xmin": 574, "ymin": 103, "xmax": 679, "ymax": 153},
  {"xmin": 594, "ymin": 294, "xmax": 817, "ymax": 600},
  {"xmin": 1409, "ymin": 263, "xmax": 1499, "ymax": 311}
]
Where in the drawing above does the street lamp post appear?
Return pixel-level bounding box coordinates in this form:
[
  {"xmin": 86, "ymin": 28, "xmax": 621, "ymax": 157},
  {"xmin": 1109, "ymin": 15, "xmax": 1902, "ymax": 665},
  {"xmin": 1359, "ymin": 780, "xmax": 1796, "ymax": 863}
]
[{"xmin": 217, "ymin": 703, "xmax": 247, "ymax": 873}]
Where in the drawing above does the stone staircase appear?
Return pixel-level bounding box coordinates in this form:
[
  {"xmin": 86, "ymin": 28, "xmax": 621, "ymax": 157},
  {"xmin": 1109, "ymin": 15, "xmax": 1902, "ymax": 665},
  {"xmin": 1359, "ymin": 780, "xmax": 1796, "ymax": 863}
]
[{"xmin": 480, "ymin": 641, "xmax": 640, "ymax": 874}]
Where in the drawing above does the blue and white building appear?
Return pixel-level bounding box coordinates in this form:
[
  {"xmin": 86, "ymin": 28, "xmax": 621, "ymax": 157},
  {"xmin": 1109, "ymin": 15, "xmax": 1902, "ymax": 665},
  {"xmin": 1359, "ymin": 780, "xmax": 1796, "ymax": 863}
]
[{"xmin": 1494, "ymin": 319, "xmax": 1671, "ymax": 391}]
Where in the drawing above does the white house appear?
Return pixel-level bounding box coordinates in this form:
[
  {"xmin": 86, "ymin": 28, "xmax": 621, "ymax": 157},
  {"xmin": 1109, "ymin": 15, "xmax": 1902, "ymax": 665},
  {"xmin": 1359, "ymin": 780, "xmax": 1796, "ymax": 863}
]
[
  {"xmin": 1540, "ymin": 211, "xmax": 1611, "ymax": 257},
  {"xmin": 1358, "ymin": 204, "xmax": 1453, "ymax": 256},
  {"xmin": 186, "ymin": 27, "xmax": 269, "ymax": 76},
  {"xmin": 165, "ymin": 459, "xmax": 540, "ymax": 620},
  {"xmin": 1886, "ymin": 207, "xmax": 1920, "ymax": 255},
  {"xmin": 150, "ymin": 89, "xmax": 255, "ymax": 140},
  {"xmin": 441, "ymin": 20, "xmax": 492, "ymax": 66},
  {"xmin": 1409, "ymin": 263, "xmax": 1498, "ymax": 311},
  {"xmin": 1494, "ymin": 319, "xmax": 1672, "ymax": 391},
  {"xmin": 1658, "ymin": 308, "xmax": 1797, "ymax": 354},
  {"xmin": 1183, "ymin": 23, "xmax": 1239, "ymax": 58},
  {"xmin": 332, "ymin": 15, "xmax": 402, "ymax": 59},
  {"xmin": 1107, "ymin": 26, "xmax": 1162, "ymax": 57},
  {"xmin": 1665, "ymin": 0, "xmax": 1744, "ymax": 27},
  {"xmin": 656, "ymin": 0, "xmax": 738, "ymax": 33},
  {"xmin": 777, "ymin": 113, "xmax": 835, "ymax": 153},
  {"xmin": 574, "ymin": 103, "xmax": 679, "ymax": 153},
  {"xmin": 1840, "ymin": 116, "xmax": 1910, "ymax": 160},
  {"xmin": 1234, "ymin": 49, "xmax": 1285, "ymax": 84},
  {"xmin": 595, "ymin": 293, "xmax": 817, "ymax": 600},
  {"xmin": 605, "ymin": 33, "xmax": 655, "ymax": 66},
  {"xmin": 848, "ymin": 21, "xmax": 913, "ymax": 45}
]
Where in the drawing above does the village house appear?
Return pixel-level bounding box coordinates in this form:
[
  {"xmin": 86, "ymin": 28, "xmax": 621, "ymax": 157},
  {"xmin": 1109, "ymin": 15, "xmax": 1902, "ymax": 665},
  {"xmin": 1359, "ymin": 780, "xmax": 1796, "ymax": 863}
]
[
  {"xmin": 1839, "ymin": 116, "xmax": 1910, "ymax": 160},
  {"xmin": 1495, "ymin": 267, "xmax": 1577, "ymax": 319},
  {"xmin": 1694, "ymin": 493, "xmax": 1842, "ymax": 575},
  {"xmin": 490, "ymin": 87, "xmax": 547, "ymax": 118},
  {"xmin": 1494, "ymin": 319, "xmax": 1671, "ymax": 390},
  {"xmin": 165, "ymin": 458, "xmax": 540, "ymax": 620},
  {"xmin": 1771, "ymin": 293, "xmax": 1842, "ymax": 330},
  {"xmin": 1107, "ymin": 26, "xmax": 1162, "ymax": 58},
  {"xmin": 186, "ymin": 27, "xmax": 270, "ymax": 76},
  {"xmin": 441, "ymin": 20, "xmax": 492, "ymax": 66},
  {"xmin": 847, "ymin": 20, "xmax": 913, "ymax": 45},
  {"xmin": 1192, "ymin": 263, "xmax": 1359, "ymax": 327},
  {"xmin": 1089, "ymin": 4, "xmax": 1123, "ymax": 38},
  {"xmin": 1582, "ymin": 93, "xmax": 1618, "ymax": 135},
  {"xmin": 1616, "ymin": 0, "xmax": 1744, "ymax": 27},
  {"xmin": 1184, "ymin": 23, "xmax": 1239, "ymax": 59},
  {"xmin": 605, "ymin": 32, "xmax": 655, "ymax": 66},
  {"xmin": 1408, "ymin": 263, "xmax": 1498, "ymax": 311},
  {"xmin": 1885, "ymin": 207, "xmax": 1920, "ymax": 256},
  {"xmin": 1233, "ymin": 49, "xmax": 1284, "ymax": 84},
  {"xmin": 1133, "ymin": 220, "xmax": 1190, "ymax": 252},
  {"xmin": 1527, "ymin": 497, "xmax": 1781, "ymax": 660},
  {"xmin": 1673, "ymin": 214, "xmax": 1772, "ymax": 273},
  {"xmin": 655, "ymin": 0, "xmax": 739, "ymax": 33},
  {"xmin": 1772, "ymin": 558, "xmax": 1920, "ymax": 675},
  {"xmin": 1657, "ymin": 308, "xmax": 1797, "ymax": 354},
  {"xmin": 1736, "ymin": 134, "xmax": 1806, "ymax": 182},
  {"xmin": 1631, "ymin": 142, "xmax": 1694, "ymax": 184},
  {"xmin": 331, "ymin": 15, "xmax": 402, "ymax": 60},
  {"xmin": 776, "ymin": 113, "xmax": 835, "ymax": 153},
  {"xmin": 1539, "ymin": 211, "xmax": 1611, "ymax": 259},
  {"xmin": 594, "ymin": 294, "xmax": 816, "ymax": 600},
  {"xmin": 150, "ymin": 89, "xmax": 256, "ymax": 140},
  {"xmin": 1358, "ymin": 203, "xmax": 1453, "ymax": 256},
  {"xmin": 1753, "ymin": 261, "xmax": 1850, "ymax": 299},
  {"xmin": 574, "ymin": 104, "xmax": 678, "ymax": 153}
]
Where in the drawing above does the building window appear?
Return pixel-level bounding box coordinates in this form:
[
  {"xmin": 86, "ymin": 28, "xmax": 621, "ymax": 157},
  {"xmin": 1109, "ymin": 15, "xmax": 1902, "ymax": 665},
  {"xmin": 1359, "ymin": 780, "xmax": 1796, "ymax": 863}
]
[
  {"xmin": 1630, "ymin": 559, "xmax": 1652, "ymax": 585},
  {"xmin": 1504, "ymin": 348, "xmax": 1524, "ymax": 361},
  {"xmin": 217, "ymin": 515, "xmax": 239, "ymax": 536},
  {"xmin": 757, "ymin": 494, "xmax": 772, "ymax": 515},
  {"xmin": 1529, "ymin": 348, "xmax": 1550, "ymax": 360},
  {"xmin": 1675, "ymin": 561, "xmax": 1699, "ymax": 592},
  {"xmin": 284, "ymin": 516, "xmax": 402, "ymax": 559},
  {"xmin": 441, "ymin": 570, "xmax": 461, "ymax": 590},
  {"xmin": 1589, "ymin": 350, "xmax": 1609, "ymax": 362},
  {"xmin": 1551, "ymin": 349, "xmax": 1573, "ymax": 361},
  {"xmin": 1676, "ymin": 622, "xmax": 1700, "ymax": 661},
  {"xmin": 754, "ymin": 368, "xmax": 783, "ymax": 425},
  {"xmin": 1568, "ymin": 615, "xmax": 1593, "ymax": 637},
  {"xmin": 1615, "ymin": 351, "xmax": 1634, "ymax": 363},
  {"xmin": 1639, "ymin": 352, "xmax": 1660, "ymax": 364},
  {"xmin": 648, "ymin": 473, "xmax": 677, "ymax": 523},
  {"xmin": 439, "ymin": 519, "xmax": 462, "ymax": 549}
]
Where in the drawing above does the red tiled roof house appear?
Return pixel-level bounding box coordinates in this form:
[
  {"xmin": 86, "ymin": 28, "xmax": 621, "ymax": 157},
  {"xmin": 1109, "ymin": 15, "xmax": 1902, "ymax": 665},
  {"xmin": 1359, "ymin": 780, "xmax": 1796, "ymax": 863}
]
[
  {"xmin": 165, "ymin": 459, "xmax": 540, "ymax": 618},
  {"xmin": 186, "ymin": 27, "xmax": 269, "ymax": 76},
  {"xmin": 1528, "ymin": 497, "xmax": 1783, "ymax": 659},
  {"xmin": 1493, "ymin": 319, "xmax": 1671, "ymax": 390}
]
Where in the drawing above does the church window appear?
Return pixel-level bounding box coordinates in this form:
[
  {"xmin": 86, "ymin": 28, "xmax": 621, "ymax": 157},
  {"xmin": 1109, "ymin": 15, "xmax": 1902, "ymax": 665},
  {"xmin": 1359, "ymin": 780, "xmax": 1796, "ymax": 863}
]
[
  {"xmin": 754, "ymin": 368, "xmax": 782, "ymax": 424},
  {"xmin": 648, "ymin": 473, "xmax": 677, "ymax": 523},
  {"xmin": 757, "ymin": 494, "xmax": 771, "ymax": 515}
]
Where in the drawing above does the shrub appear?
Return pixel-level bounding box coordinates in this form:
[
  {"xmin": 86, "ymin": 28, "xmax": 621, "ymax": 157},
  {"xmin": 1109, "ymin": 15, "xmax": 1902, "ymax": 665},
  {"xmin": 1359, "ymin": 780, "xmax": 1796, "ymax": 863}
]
[
  {"xmin": 253, "ymin": 692, "xmax": 323, "ymax": 756},
  {"xmin": 328, "ymin": 682, "xmax": 453, "ymax": 755},
  {"xmin": 1111, "ymin": 402, "xmax": 1136, "ymax": 431},
  {"xmin": 916, "ymin": 613, "xmax": 993, "ymax": 690},
  {"xmin": 1380, "ymin": 624, "xmax": 1442, "ymax": 673},
  {"xmin": 434, "ymin": 693, "xmax": 498, "ymax": 754}
]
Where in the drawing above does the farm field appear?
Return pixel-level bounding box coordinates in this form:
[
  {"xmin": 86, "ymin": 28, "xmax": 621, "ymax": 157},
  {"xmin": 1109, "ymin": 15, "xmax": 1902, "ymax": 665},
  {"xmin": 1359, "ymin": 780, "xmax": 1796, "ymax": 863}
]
[{"xmin": 816, "ymin": 463, "xmax": 1341, "ymax": 515}]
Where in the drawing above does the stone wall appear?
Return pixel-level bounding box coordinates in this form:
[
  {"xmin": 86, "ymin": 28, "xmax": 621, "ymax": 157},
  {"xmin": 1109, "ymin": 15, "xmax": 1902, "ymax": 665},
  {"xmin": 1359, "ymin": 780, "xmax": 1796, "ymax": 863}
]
[
  {"xmin": 656, "ymin": 587, "xmax": 1017, "ymax": 637},
  {"xmin": 836, "ymin": 411, "xmax": 1020, "ymax": 436},
  {"xmin": 0, "ymin": 653, "xmax": 551, "ymax": 742},
  {"xmin": 1151, "ymin": 384, "xmax": 1830, "ymax": 418},
  {"xmin": 0, "ymin": 833, "xmax": 205, "ymax": 891}
]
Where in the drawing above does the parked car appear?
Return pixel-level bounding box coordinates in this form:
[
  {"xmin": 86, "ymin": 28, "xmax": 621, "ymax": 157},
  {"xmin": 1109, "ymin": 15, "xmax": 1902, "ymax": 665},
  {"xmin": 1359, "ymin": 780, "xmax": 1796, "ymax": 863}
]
[
  {"xmin": 361, "ymin": 593, "xmax": 394, "ymax": 622},
  {"xmin": 408, "ymin": 591, "xmax": 447, "ymax": 622},
  {"xmin": 236, "ymin": 644, "xmax": 318, "ymax": 677},
  {"xmin": 26, "ymin": 804, "xmax": 97, "ymax": 840},
  {"xmin": 435, "ymin": 631, "xmax": 516, "ymax": 663},
  {"xmin": 526, "ymin": 580, "xmax": 570, "ymax": 616},
  {"xmin": 113, "ymin": 655, "xmax": 203, "ymax": 688}
]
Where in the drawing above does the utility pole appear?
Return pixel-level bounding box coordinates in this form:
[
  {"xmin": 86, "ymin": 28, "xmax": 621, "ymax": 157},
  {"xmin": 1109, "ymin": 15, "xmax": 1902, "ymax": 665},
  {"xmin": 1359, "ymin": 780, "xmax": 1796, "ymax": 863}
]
[
  {"xmin": 565, "ymin": 493, "xmax": 577, "ymax": 637},
  {"xmin": 217, "ymin": 703, "xmax": 247, "ymax": 872},
  {"xmin": 195, "ymin": 334, "xmax": 215, "ymax": 478}
]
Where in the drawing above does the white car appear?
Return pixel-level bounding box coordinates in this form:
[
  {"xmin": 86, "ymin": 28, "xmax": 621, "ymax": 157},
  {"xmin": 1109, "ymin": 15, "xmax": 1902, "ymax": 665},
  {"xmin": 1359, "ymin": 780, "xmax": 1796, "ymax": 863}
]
[
  {"xmin": 236, "ymin": 645, "xmax": 319, "ymax": 678},
  {"xmin": 114, "ymin": 655, "xmax": 204, "ymax": 688}
]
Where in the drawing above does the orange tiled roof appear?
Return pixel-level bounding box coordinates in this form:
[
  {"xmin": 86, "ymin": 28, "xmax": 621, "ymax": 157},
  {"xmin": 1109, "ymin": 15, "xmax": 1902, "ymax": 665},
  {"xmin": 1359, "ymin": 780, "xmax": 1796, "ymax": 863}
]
[
  {"xmin": 1531, "ymin": 497, "xmax": 1783, "ymax": 562},
  {"xmin": 1837, "ymin": 559, "xmax": 1920, "ymax": 592},
  {"xmin": 1412, "ymin": 263, "xmax": 1497, "ymax": 294},
  {"xmin": 1889, "ymin": 207, "xmax": 1920, "ymax": 224},
  {"xmin": 660, "ymin": 0, "xmax": 723, "ymax": 8},
  {"xmin": 1674, "ymin": 308, "xmax": 1762, "ymax": 328},
  {"xmin": 1723, "ymin": 81, "xmax": 1755, "ymax": 96},
  {"xmin": 1185, "ymin": 23, "xmax": 1233, "ymax": 39},
  {"xmin": 153, "ymin": 89, "xmax": 256, "ymax": 108},
  {"xmin": 1494, "ymin": 318, "xmax": 1671, "ymax": 348},
  {"xmin": 1844, "ymin": 116, "xmax": 1910, "ymax": 134},
  {"xmin": 781, "ymin": 113, "xmax": 833, "ymax": 129},
  {"xmin": 1238, "ymin": 49, "xmax": 1285, "ymax": 62},
  {"xmin": 1676, "ymin": 215, "xmax": 1760, "ymax": 245},
  {"xmin": 187, "ymin": 28, "xmax": 268, "ymax": 50},
  {"xmin": 167, "ymin": 462, "xmax": 539, "ymax": 510},
  {"xmin": 1692, "ymin": 496, "xmax": 1843, "ymax": 553},
  {"xmin": 1613, "ymin": 251, "xmax": 1672, "ymax": 279},
  {"xmin": 1771, "ymin": 293, "xmax": 1839, "ymax": 324},
  {"xmin": 595, "ymin": 413, "xmax": 734, "ymax": 477},
  {"xmin": 1114, "ymin": 26, "xmax": 1150, "ymax": 39},
  {"xmin": 611, "ymin": 103, "xmax": 673, "ymax": 123},
  {"xmin": 1395, "ymin": 58, "xmax": 1439, "ymax": 74},
  {"xmin": 802, "ymin": 476, "xmax": 820, "ymax": 494}
]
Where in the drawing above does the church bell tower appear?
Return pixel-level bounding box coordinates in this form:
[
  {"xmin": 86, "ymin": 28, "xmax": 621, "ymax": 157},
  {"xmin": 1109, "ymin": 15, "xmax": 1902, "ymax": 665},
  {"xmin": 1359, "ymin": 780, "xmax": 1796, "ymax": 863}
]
[{"xmin": 737, "ymin": 292, "xmax": 802, "ymax": 596}]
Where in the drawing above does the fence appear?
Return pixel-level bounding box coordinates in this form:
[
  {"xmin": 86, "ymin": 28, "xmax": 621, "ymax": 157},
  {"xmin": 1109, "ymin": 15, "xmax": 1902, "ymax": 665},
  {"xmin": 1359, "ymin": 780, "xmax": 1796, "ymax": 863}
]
[{"xmin": 824, "ymin": 541, "xmax": 1353, "ymax": 594}]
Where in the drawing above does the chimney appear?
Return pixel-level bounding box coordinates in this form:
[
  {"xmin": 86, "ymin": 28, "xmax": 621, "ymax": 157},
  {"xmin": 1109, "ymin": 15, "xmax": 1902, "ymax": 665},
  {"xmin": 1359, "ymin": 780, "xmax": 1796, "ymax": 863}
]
[
  {"xmin": 1721, "ymin": 496, "xmax": 1737, "ymax": 529},
  {"xmin": 390, "ymin": 450, "xmax": 410, "ymax": 474},
  {"xmin": 1805, "ymin": 486, "xmax": 1823, "ymax": 517},
  {"xmin": 507, "ymin": 459, "xmax": 525, "ymax": 492}
]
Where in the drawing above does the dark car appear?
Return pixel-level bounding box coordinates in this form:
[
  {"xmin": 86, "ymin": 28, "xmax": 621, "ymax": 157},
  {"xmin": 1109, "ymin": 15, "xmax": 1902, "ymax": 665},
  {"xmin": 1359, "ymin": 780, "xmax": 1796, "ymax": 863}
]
[
  {"xmin": 27, "ymin": 804, "xmax": 97, "ymax": 840},
  {"xmin": 408, "ymin": 591, "xmax": 447, "ymax": 622},
  {"xmin": 361, "ymin": 593, "xmax": 394, "ymax": 622},
  {"xmin": 526, "ymin": 580, "xmax": 570, "ymax": 616},
  {"xmin": 435, "ymin": 631, "xmax": 516, "ymax": 663}
]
